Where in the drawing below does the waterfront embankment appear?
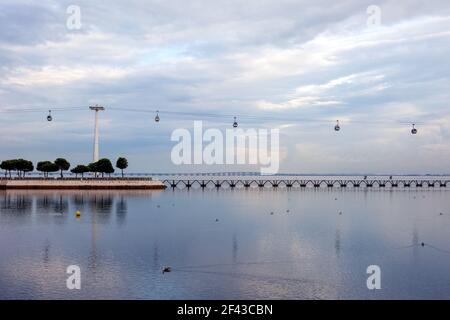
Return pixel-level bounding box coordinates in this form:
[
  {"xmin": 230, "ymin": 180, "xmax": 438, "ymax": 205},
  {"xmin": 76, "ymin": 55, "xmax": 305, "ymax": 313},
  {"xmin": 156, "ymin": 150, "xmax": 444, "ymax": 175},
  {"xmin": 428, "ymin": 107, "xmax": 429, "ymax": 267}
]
[{"xmin": 0, "ymin": 178, "xmax": 166, "ymax": 190}]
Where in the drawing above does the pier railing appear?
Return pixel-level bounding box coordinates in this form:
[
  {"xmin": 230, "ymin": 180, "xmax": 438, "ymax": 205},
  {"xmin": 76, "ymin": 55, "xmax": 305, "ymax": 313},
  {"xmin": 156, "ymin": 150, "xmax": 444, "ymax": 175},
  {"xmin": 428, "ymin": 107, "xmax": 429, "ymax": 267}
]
[{"xmin": 161, "ymin": 178, "xmax": 450, "ymax": 189}]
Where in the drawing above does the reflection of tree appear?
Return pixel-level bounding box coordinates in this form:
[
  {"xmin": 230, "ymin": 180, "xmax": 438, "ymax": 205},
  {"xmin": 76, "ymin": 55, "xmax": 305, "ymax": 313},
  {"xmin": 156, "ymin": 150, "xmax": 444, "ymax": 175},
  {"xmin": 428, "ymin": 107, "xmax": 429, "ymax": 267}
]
[
  {"xmin": 0, "ymin": 192, "xmax": 11, "ymax": 210},
  {"xmin": 43, "ymin": 240, "xmax": 50, "ymax": 264},
  {"xmin": 115, "ymin": 196, "xmax": 127, "ymax": 225},
  {"xmin": 232, "ymin": 233, "xmax": 238, "ymax": 263},
  {"xmin": 153, "ymin": 241, "xmax": 159, "ymax": 270},
  {"xmin": 72, "ymin": 194, "xmax": 86, "ymax": 208},
  {"xmin": 36, "ymin": 195, "xmax": 51, "ymax": 211},
  {"xmin": 0, "ymin": 193, "xmax": 32, "ymax": 214},
  {"xmin": 16, "ymin": 195, "xmax": 31, "ymax": 212},
  {"xmin": 52, "ymin": 195, "xmax": 68, "ymax": 214},
  {"xmin": 334, "ymin": 229, "xmax": 341, "ymax": 258},
  {"xmin": 412, "ymin": 225, "xmax": 419, "ymax": 259},
  {"xmin": 92, "ymin": 195, "xmax": 113, "ymax": 214}
]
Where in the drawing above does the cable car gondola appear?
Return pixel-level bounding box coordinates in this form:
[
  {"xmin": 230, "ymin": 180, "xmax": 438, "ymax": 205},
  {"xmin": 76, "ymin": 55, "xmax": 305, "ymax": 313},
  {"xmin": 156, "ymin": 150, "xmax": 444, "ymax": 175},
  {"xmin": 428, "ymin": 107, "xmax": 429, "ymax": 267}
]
[
  {"xmin": 47, "ymin": 110, "xmax": 52, "ymax": 121},
  {"xmin": 233, "ymin": 116, "xmax": 238, "ymax": 128},
  {"xmin": 411, "ymin": 123, "xmax": 417, "ymax": 135},
  {"xmin": 155, "ymin": 110, "xmax": 160, "ymax": 122},
  {"xmin": 334, "ymin": 120, "xmax": 340, "ymax": 131}
]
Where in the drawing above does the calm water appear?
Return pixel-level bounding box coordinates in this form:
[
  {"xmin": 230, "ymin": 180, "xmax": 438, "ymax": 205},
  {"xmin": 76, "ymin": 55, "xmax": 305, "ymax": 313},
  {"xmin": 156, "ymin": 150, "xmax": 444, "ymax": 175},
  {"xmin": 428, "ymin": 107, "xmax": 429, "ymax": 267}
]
[{"xmin": 1, "ymin": 188, "xmax": 450, "ymax": 299}]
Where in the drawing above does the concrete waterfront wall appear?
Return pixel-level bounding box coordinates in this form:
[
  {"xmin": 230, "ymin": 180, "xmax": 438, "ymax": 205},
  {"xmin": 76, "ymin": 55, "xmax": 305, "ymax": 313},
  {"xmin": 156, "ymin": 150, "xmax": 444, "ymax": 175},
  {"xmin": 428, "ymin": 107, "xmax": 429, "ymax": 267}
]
[{"xmin": 0, "ymin": 178, "xmax": 166, "ymax": 190}]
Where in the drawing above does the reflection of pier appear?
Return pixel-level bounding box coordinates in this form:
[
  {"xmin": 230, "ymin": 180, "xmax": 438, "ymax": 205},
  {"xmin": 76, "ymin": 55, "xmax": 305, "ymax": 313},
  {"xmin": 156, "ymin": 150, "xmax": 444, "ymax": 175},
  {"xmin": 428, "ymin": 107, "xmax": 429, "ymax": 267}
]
[{"xmin": 162, "ymin": 178, "xmax": 450, "ymax": 189}]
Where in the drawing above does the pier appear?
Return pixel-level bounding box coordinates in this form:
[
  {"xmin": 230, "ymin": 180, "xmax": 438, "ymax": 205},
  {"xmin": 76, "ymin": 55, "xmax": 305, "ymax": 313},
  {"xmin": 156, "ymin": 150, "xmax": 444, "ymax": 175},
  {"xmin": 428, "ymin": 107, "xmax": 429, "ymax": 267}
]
[
  {"xmin": 0, "ymin": 178, "xmax": 166, "ymax": 190},
  {"xmin": 161, "ymin": 177, "xmax": 450, "ymax": 189}
]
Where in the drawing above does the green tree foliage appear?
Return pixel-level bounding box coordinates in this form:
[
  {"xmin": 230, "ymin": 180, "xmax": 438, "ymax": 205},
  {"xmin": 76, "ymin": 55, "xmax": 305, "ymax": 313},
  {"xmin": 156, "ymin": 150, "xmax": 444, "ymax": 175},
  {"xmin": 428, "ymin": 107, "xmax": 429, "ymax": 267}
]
[
  {"xmin": 88, "ymin": 159, "xmax": 115, "ymax": 177},
  {"xmin": 116, "ymin": 157, "xmax": 128, "ymax": 177},
  {"xmin": 1, "ymin": 159, "xmax": 34, "ymax": 178},
  {"xmin": 1, "ymin": 160, "xmax": 15, "ymax": 178},
  {"xmin": 71, "ymin": 165, "xmax": 90, "ymax": 178},
  {"xmin": 54, "ymin": 158, "xmax": 71, "ymax": 178},
  {"xmin": 37, "ymin": 161, "xmax": 59, "ymax": 178},
  {"xmin": 97, "ymin": 158, "xmax": 115, "ymax": 177},
  {"xmin": 16, "ymin": 159, "xmax": 34, "ymax": 177},
  {"xmin": 88, "ymin": 162, "xmax": 99, "ymax": 176}
]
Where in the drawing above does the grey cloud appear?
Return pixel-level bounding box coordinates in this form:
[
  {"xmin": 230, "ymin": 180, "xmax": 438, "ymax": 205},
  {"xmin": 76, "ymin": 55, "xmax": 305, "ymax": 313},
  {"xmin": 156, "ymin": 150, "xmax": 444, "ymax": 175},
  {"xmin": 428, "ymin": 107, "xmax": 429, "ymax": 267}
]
[{"xmin": 1, "ymin": 0, "xmax": 450, "ymax": 172}]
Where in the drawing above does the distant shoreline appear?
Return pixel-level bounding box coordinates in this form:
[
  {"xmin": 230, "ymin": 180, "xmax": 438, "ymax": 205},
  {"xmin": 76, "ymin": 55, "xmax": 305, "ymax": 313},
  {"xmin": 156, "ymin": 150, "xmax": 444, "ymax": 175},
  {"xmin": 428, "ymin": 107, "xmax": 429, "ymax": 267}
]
[{"xmin": 0, "ymin": 178, "xmax": 166, "ymax": 190}]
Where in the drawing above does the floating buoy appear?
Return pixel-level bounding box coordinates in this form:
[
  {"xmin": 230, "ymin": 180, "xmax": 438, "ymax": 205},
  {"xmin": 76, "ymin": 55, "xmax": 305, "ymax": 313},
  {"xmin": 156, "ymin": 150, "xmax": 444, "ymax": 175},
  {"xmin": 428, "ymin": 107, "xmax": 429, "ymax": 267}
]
[
  {"xmin": 47, "ymin": 110, "xmax": 52, "ymax": 121},
  {"xmin": 270, "ymin": 212, "xmax": 274, "ymax": 215},
  {"xmin": 421, "ymin": 242, "xmax": 425, "ymax": 247},
  {"xmin": 215, "ymin": 218, "xmax": 219, "ymax": 222},
  {"xmin": 155, "ymin": 110, "xmax": 160, "ymax": 122},
  {"xmin": 162, "ymin": 266, "xmax": 172, "ymax": 274},
  {"xmin": 75, "ymin": 210, "xmax": 81, "ymax": 218}
]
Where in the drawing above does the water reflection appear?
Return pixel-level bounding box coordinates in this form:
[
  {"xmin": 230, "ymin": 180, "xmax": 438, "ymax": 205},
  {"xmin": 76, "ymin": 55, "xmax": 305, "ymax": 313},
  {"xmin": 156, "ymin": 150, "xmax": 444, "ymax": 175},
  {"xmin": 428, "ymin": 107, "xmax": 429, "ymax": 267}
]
[
  {"xmin": 334, "ymin": 229, "xmax": 341, "ymax": 258},
  {"xmin": 0, "ymin": 190, "xmax": 138, "ymax": 226},
  {"xmin": 116, "ymin": 196, "xmax": 127, "ymax": 226},
  {"xmin": 1, "ymin": 193, "xmax": 33, "ymax": 213},
  {"xmin": 232, "ymin": 233, "xmax": 238, "ymax": 263},
  {"xmin": 1, "ymin": 189, "xmax": 450, "ymax": 299}
]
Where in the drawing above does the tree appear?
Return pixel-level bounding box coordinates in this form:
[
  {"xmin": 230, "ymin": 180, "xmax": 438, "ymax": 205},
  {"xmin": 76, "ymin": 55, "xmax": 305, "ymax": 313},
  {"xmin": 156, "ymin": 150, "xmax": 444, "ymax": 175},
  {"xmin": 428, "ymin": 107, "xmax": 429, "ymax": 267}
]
[
  {"xmin": 37, "ymin": 161, "xmax": 58, "ymax": 178},
  {"xmin": 96, "ymin": 158, "xmax": 114, "ymax": 178},
  {"xmin": 9, "ymin": 159, "xmax": 19, "ymax": 177},
  {"xmin": 0, "ymin": 160, "xmax": 15, "ymax": 178},
  {"xmin": 0, "ymin": 161, "xmax": 6, "ymax": 177},
  {"xmin": 18, "ymin": 159, "xmax": 34, "ymax": 177},
  {"xmin": 23, "ymin": 161, "xmax": 34, "ymax": 177},
  {"xmin": 88, "ymin": 162, "xmax": 99, "ymax": 177},
  {"xmin": 37, "ymin": 161, "xmax": 51, "ymax": 177},
  {"xmin": 14, "ymin": 159, "xmax": 33, "ymax": 178},
  {"xmin": 54, "ymin": 158, "xmax": 70, "ymax": 178},
  {"xmin": 71, "ymin": 165, "xmax": 90, "ymax": 178},
  {"xmin": 116, "ymin": 157, "xmax": 128, "ymax": 178},
  {"xmin": 1, "ymin": 159, "xmax": 33, "ymax": 178}
]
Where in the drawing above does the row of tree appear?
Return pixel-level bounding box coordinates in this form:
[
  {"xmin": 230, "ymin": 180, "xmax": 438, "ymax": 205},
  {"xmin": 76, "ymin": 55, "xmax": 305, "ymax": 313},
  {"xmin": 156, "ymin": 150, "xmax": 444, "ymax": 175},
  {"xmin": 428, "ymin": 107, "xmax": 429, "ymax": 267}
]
[
  {"xmin": 0, "ymin": 159, "xmax": 34, "ymax": 178},
  {"xmin": 1, "ymin": 157, "xmax": 129, "ymax": 178}
]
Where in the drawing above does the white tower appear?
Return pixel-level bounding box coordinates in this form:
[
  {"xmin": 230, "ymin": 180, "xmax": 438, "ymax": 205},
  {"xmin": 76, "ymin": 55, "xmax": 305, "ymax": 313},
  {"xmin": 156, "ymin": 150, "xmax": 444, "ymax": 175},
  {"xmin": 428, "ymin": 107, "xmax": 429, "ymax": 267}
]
[{"xmin": 89, "ymin": 105, "xmax": 105, "ymax": 162}]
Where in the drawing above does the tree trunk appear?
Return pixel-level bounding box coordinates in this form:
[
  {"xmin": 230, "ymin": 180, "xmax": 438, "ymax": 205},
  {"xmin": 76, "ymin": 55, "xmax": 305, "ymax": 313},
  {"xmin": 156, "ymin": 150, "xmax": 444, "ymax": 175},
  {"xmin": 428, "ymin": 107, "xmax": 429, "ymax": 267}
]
[
  {"xmin": 121, "ymin": 169, "xmax": 124, "ymax": 178},
  {"xmin": 60, "ymin": 169, "xmax": 63, "ymax": 179}
]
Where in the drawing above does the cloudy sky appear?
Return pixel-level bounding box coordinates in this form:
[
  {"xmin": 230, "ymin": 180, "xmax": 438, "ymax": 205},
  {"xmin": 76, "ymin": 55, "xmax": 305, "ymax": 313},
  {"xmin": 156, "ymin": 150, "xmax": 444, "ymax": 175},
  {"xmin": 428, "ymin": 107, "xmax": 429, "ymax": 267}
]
[{"xmin": 1, "ymin": 0, "xmax": 449, "ymax": 174}]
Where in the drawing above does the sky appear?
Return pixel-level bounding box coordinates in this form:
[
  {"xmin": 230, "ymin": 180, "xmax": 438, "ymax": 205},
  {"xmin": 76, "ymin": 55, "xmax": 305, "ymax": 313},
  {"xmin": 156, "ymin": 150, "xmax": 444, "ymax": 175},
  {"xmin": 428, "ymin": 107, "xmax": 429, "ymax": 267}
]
[{"xmin": 0, "ymin": 0, "xmax": 450, "ymax": 174}]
